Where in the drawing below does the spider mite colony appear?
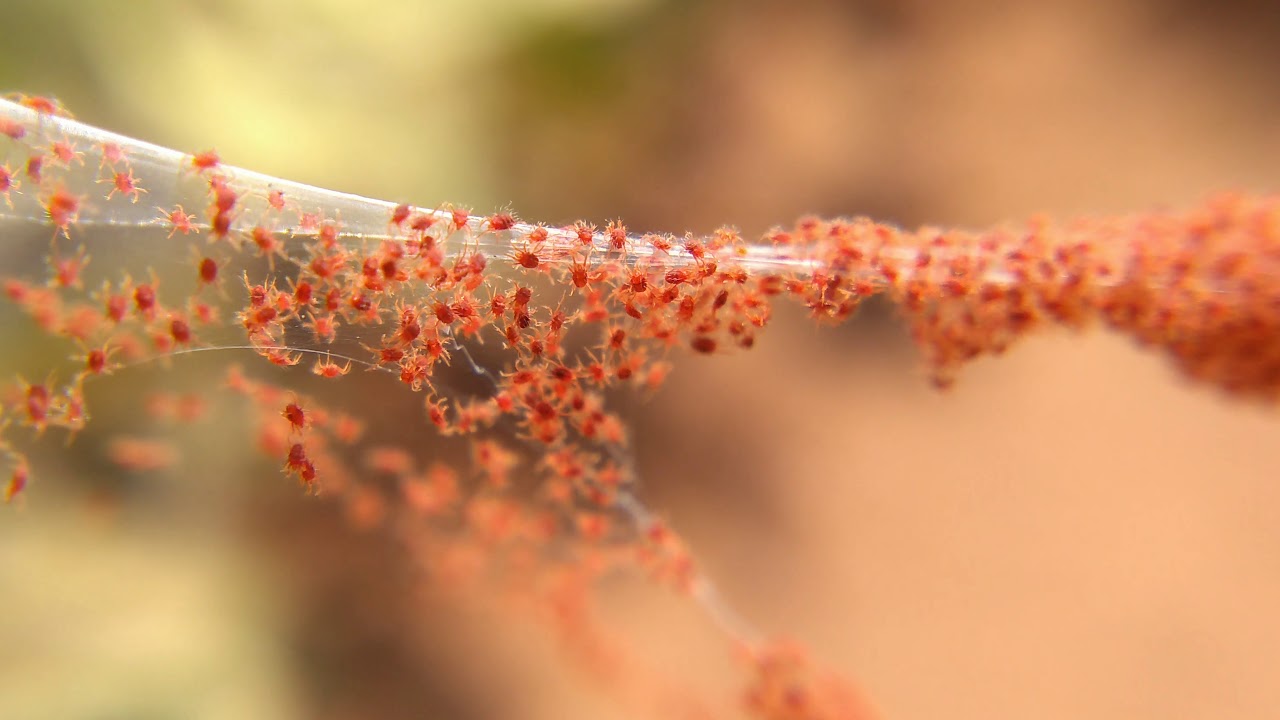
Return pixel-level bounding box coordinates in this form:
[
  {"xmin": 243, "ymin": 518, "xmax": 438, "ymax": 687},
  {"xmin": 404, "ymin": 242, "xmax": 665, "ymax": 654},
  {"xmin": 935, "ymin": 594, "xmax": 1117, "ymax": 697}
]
[{"xmin": 2, "ymin": 94, "xmax": 1279, "ymax": 719}]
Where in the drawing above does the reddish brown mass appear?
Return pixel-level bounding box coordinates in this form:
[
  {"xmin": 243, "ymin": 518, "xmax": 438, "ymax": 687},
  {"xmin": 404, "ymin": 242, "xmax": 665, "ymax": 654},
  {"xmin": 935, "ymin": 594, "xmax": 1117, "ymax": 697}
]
[
  {"xmin": 513, "ymin": 248, "xmax": 540, "ymax": 270},
  {"xmin": 390, "ymin": 203, "xmax": 412, "ymax": 227},
  {"xmin": 190, "ymin": 149, "xmax": 220, "ymax": 173},
  {"xmin": 44, "ymin": 186, "xmax": 80, "ymax": 231},
  {"xmin": 198, "ymin": 257, "xmax": 218, "ymax": 285},
  {"xmin": 691, "ymin": 336, "xmax": 716, "ymax": 354},
  {"xmin": 133, "ymin": 284, "xmax": 157, "ymax": 316},
  {"xmin": 434, "ymin": 302, "xmax": 455, "ymax": 325},
  {"xmin": 169, "ymin": 317, "xmax": 192, "ymax": 345},
  {"xmin": 25, "ymin": 154, "xmax": 43, "ymax": 183},
  {"xmin": 487, "ymin": 212, "xmax": 516, "ymax": 231},
  {"xmin": 85, "ymin": 348, "xmax": 107, "ymax": 375},
  {"xmin": 282, "ymin": 402, "xmax": 306, "ymax": 432}
]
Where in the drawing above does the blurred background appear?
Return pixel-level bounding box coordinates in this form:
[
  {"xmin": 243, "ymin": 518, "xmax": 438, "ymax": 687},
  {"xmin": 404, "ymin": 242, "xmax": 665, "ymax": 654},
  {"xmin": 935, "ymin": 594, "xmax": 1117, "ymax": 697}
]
[{"xmin": 2, "ymin": 0, "xmax": 1280, "ymax": 718}]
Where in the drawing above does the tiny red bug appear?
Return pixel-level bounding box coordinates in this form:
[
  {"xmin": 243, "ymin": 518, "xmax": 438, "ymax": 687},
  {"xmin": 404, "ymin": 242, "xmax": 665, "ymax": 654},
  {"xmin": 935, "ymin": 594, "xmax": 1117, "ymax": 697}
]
[
  {"xmin": 105, "ymin": 168, "xmax": 146, "ymax": 203},
  {"xmin": 486, "ymin": 211, "xmax": 516, "ymax": 232},
  {"xmin": 162, "ymin": 205, "xmax": 196, "ymax": 238},
  {"xmin": 16, "ymin": 95, "xmax": 70, "ymax": 117},
  {"xmin": 99, "ymin": 141, "xmax": 126, "ymax": 169},
  {"xmin": 25, "ymin": 154, "xmax": 43, "ymax": 183},
  {"xmin": 0, "ymin": 164, "xmax": 18, "ymax": 208},
  {"xmin": 197, "ymin": 257, "xmax": 219, "ymax": 286},
  {"xmin": 606, "ymin": 220, "xmax": 628, "ymax": 252},
  {"xmin": 190, "ymin": 149, "xmax": 220, "ymax": 174},
  {"xmin": 5, "ymin": 458, "xmax": 29, "ymax": 503},
  {"xmin": 312, "ymin": 356, "xmax": 351, "ymax": 378},
  {"xmin": 282, "ymin": 401, "xmax": 307, "ymax": 433},
  {"xmin": 43, "ymin": 186, "xmax": 81, "ymax": 236},
  {"xmin": 48, "ymin": 140, "xmax": 83, "ymax": 167}
]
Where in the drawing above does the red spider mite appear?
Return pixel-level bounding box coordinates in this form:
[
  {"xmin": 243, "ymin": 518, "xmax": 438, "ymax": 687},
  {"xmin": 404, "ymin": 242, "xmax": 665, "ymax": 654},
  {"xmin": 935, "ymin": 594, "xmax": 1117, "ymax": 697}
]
[
  {"xmin": 162, "ymin": 205, "xmax": 196, "ymax": 237},
  {"xmin": 391, "ymin": 305, "xmax": 421, "ymax": 343},
  {"xmin": 626, "ymin": 268, "xmax": 648, "ymax": 293},
  {"xmin": 132, "ymin": 280, "xmax": 158, "ymax": 317},
  {"xmin": 106, "ymin": 168, "xmax": 146, "ymax": 202},
  {"xmin": 642, "ymin": 360, "xmax": 673, "ymax": 392},
  {"xmin": 390, "ymin": 203, "xmax": 412, "ymax": 228},
  {"xmin": 377, "ymin": 346, "xmax": 405, "ymax": 365},
  {"xmin": 49, "ymin": 140, "xmax": 83, "ymax": 167},
  {"xmin": 23, "ymin": 380, "xmax": 51, "ymax": 431},
  {"xmin": 17, "ymin": 95, "xmax": 69, "ymax": 117},
  {"xmin": 5, "ymin": 459, "xmax": 30, "ymax": 503},
  {"xmin": 320, "ymin": 287, "xmax": 342, "ymax": 313},
  {"xmin": 512, "ymin": 244, "xmax": 541, "ymax": 270},
  {"xmin": 282, "ymin": 401, "xmax": 306, "ymax": 433},
  {"xmin": 511, "ymin": 286, "xmax": 533, "ymax": 308},
  {"xmin": 317, "ymin": 220, "xmax": 339, "ymax": 248},
  {"xmin": 50, "ymin": 247, "xmax": 89, "ymax": 289},
  {"xmin": 99, "ymin": 141, "xmax": 125, "ymax": 169},
  {"xmin": 198, "ymin": 257, "xmax": 219, "ymax": 286},
  {"xmin": 305, "ymin": 313, "xmax": 338, "ymax": 344},
  {"xmin": 291, "ymin": 280, "xmax": 314, "ymax": 306},
  {"xmin": 571, "ymin": 220, "xmax": 596, "ymax": 245},
  {"xmin": 25, "ymin": 154, "xmax": 43, "ymax": 183},
  {"xmin": 265, "ymin": 347, "xmax": 301, "ymax": 367},
  {"xmin": 465, "ymin": 250, "xmax": 487, "ymax": 277},
  {"xmin": 245, "ymin": 279, "xmax": 268, "ymax": 308},
  {"xmin": 0, "ymin": 164, "xmax": 18, "ymax": 208},
  {"xmin": 606, "ymin": 220, "xmax": 628, "ymax": 251},
  {"xmin": 408, "ymin": 212, "xmax": 435, "ymax": 234},
  {"xmin": 267, "ymin": 189, "xmax": 287, "ymax": 212},
  {"xmin": 169, "ymin": 316, "xmax": 192, "ymax": 345},
  {"xmin": 190, "ymin": 300, "xmax": 218, "ymax": 325},
  {"xmin": 250, "ymin": 225, "xmax": 282, "ymax": 260},
  {"xmin": 190, "ymin": 149, "xmax": 220, "ymax": 174},
  {"xmin": 210, "ymin": 211, "xmax": 232, "ymax": 239},
  {"xmin": 425, "ymin": 398, "xmax": 449, "ymax": 431},
  {"xmin": 486, "ymin": 211, "xmax": 516, "ymax": 232},
  {"xmin": 285, "ymin": 442, "xmax": 308, "ymax": 472},
  {"xmin": 0, "ymin": 117, "xmax": 25, "ymax": 141},
  {"xmin": 211, "ymin": 179, "xmax": 238, "ymax": 214},
  {"xmin": 43, "ymin": 186, "xmax": 81, "ymax": 234},
  {"xmin": 433, "ymin": 301, "xmax": 455, "ymax": 325},
  {"xmin": 84, "ymin": 345, "xmax": 112, "ymax": 376},
  {"xmin": 607, "ymin": 326, "xmax": 627, "ymax": 351},
  {"xmin": 691, "ymin": 336, "xmax": 717, "ymax": 354},
  {"xmin": 547, "ymin": 306, "xmax": 568, "ymax": 334},
  {"xmin": 102, "ymin": 287, "xmax": 130, "ymax": 323},
  {"xmin": 312, "ymin": 357, "xmax": 351, "ymax": 378},
  {"xmin": 450, "ymin": 207, "xmax": 470, "ymax": 232},
  {"xmin": 297, "ymin": 211, "xmax": 320, "ymax": 233},
  {"xmin": 487, "ymin": 289, "xmax": 508, "ymax": 317},
  {"xmin": 713, "ymin": 289, "xmax": 730, "ymax": 310},
  {"xmin": 684, "ymin": 237, "xmax": 708, "ymax": 263},
  {"xmin": 525, "ymin": 225, "xmax": 548, "ymax": 245}
]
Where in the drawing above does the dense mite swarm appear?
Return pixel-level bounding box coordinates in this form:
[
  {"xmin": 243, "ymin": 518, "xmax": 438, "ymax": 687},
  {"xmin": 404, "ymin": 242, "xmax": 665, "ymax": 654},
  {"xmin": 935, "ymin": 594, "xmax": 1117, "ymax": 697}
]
[{"xmin": 3, "ymin": 96, "xmax": 1279, "ymax": 720}]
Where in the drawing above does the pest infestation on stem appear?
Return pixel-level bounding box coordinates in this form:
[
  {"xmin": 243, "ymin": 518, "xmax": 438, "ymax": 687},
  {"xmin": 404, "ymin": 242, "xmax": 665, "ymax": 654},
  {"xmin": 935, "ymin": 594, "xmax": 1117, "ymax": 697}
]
[{"xmin": 1, "ymin": 92, "xmax": 1279, "ymax": 720}]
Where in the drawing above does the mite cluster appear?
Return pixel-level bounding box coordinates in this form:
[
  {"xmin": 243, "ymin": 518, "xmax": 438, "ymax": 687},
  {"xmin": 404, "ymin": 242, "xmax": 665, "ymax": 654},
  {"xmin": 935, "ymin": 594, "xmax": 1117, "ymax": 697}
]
[{"xmin": 4, "ymin": 94, "xmax": 1278, "ymax": 720}]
